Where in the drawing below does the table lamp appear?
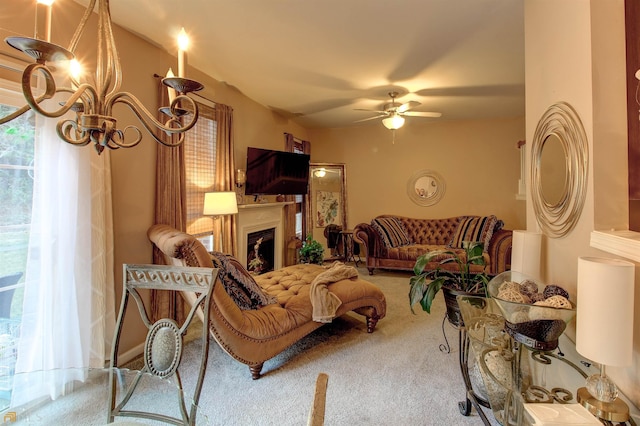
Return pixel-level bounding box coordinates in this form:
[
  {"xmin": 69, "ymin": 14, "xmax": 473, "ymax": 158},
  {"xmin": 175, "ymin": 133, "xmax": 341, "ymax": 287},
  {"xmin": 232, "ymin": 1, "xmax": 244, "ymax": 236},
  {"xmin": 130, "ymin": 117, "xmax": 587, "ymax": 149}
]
[
  {"xmin": 576, "ymin": 256, "xmax": 635, "ymax": 423},
  {"xmin": 203, "ymin": 191, "xmax": 238, "ymax": 251}
]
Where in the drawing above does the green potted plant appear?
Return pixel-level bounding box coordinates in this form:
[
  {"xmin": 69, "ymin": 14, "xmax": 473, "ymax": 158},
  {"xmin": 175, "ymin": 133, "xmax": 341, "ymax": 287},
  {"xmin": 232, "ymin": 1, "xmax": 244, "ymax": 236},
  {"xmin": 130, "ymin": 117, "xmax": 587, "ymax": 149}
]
[
  {"xmin": 299, "ymin": 234, "xmax": 325, "ymax": 265},
  {"xmin": 409, "ymin": 241, "xmax": 489, "ymax": 326}
]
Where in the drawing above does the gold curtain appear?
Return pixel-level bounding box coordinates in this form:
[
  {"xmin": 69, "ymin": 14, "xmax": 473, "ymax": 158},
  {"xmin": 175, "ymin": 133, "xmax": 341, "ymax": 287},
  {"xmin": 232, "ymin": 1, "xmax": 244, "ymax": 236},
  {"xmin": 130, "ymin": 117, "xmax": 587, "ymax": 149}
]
[
  {"xmin": 214, "ymin": 104, "xmax": 237, "ymax": 257},
  {"xmin": 151, "ymin": 76, "xmax": 188, "ymax": 322}
]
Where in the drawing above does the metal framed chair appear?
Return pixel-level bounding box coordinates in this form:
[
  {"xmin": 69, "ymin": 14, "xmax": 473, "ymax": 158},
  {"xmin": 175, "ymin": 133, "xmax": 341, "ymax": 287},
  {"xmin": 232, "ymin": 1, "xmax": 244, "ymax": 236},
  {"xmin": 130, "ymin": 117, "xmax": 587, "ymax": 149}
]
[
  {"xmin": 109, "ymin": 263, "xmax": 218, "ymax": 425},
  {"xmin": 0, "ymin": 272, "xmax": 22, "ymax": 318}
]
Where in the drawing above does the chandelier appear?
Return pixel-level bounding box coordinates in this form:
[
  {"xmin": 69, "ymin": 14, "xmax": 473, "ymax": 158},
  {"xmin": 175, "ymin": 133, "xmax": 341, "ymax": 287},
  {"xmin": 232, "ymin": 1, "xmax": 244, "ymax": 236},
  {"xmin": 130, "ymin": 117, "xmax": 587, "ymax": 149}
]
[{"xmin": 0, "ymin": 0, "xmax": 203, "ymax": 154}]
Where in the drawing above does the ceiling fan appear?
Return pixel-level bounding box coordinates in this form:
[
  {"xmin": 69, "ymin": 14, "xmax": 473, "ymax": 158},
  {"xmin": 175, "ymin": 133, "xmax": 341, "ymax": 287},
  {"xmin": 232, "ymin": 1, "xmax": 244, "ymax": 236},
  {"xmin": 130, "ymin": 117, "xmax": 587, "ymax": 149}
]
[{"xmin": 354, "ymin": 91, "xmax": 442, "ymax": 130}]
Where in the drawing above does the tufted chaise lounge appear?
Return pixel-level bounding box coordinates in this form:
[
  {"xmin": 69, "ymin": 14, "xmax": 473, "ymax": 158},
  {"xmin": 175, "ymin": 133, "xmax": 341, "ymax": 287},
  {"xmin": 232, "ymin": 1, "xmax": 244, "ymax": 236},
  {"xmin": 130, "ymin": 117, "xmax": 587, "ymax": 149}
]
[
  {"xmin": 354, "ymin": 215, "xmax": 512, "ymax": 276},
  {"xmin": 147, "ymin": 224, "xmax": 387, "ymax": 380}
]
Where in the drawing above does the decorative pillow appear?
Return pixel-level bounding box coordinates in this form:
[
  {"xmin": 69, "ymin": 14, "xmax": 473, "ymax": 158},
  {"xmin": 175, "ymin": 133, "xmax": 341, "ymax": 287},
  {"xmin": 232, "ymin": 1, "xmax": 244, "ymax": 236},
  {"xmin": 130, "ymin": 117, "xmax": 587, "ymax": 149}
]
[
  {"xmin": 448, "ymin": 215, "xmax": 499, "ymax": 252},
  {"xmin": 371, "ymin": 217, "xmax": 412, "ymax": 248},
  {"xmin": 210, "ymin": 252, "xmax": 277, "ymax": 310}
]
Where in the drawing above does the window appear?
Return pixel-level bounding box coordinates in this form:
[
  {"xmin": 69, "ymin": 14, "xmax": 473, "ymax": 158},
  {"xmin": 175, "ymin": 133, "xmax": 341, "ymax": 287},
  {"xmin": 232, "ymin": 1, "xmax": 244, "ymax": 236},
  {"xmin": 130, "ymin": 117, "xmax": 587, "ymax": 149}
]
[
  {"xmin": 0, "ymin": 82, "xmax": 35, "ymax": 409},
  {"xmin": 184, "ymin": 102, "xmax": 217, "ymax": 249}
]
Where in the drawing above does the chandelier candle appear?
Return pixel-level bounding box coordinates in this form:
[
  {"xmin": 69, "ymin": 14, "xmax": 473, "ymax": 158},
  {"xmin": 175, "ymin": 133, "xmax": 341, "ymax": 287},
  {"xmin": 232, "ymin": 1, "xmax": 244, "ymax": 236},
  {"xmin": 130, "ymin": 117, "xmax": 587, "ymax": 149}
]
[{"xmin": 177, "ymin": 28, "xmax": 189, "ymax": 78}]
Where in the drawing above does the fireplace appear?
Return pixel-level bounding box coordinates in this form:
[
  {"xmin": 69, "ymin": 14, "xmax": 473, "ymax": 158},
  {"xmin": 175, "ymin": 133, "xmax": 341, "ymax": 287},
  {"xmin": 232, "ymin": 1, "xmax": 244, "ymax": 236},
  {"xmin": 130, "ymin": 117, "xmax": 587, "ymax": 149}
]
[{"xmin": 236, "ymin": 202, "xmax": 290, "ymax": 271}]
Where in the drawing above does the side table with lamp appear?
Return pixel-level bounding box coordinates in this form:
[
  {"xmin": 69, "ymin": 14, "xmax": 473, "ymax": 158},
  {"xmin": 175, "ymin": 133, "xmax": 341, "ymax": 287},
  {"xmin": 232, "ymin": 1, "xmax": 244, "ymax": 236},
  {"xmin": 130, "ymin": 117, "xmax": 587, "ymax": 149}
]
[{"xmin": 456, "ymin": 267, "xmax": 639, "ymax": 426}]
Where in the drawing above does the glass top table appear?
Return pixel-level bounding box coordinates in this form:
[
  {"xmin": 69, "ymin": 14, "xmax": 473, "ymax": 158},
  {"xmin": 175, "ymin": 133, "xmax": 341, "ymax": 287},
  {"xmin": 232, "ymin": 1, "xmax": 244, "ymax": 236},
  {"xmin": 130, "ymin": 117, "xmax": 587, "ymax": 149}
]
[
  {"xmin": 0, "ymin": 367, "xmax": 209, "ymax": 425},
  {"xmin": 456, "ymin": 295, "xmax": 638, "ymax": 426}
]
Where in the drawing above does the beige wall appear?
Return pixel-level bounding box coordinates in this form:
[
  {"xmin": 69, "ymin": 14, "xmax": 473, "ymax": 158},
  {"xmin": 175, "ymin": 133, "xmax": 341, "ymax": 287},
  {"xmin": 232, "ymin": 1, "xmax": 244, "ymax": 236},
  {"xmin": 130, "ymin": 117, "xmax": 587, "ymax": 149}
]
[
  {"xmin": 526, "ymin": 0, "xmax": 639, "ymax": 408},
  {"xmin": 308, "ymin": 117, "xmax": 526, "ymax": 231}
]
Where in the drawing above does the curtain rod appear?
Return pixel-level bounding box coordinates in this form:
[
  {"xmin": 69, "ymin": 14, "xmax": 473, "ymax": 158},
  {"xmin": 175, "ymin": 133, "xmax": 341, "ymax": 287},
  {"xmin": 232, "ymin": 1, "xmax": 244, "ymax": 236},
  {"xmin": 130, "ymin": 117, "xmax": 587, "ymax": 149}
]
[{"xmin": 152, "ymin": 73, "xmax": 216, "ymax": 107}]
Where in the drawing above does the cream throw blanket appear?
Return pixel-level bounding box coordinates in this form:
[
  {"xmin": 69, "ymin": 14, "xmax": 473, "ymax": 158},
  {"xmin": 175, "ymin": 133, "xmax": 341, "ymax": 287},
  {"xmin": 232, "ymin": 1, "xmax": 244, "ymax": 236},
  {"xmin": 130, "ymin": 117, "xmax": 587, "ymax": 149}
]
[{"xmin": 310, "ymin": 261, "xmax": 358, "ymax": 323}]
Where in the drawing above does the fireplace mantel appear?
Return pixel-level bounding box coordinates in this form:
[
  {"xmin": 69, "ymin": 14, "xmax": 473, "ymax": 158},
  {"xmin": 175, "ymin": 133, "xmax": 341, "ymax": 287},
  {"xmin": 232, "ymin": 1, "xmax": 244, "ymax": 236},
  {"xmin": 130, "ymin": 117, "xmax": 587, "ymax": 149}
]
[
  {"xmin": 238, "ymin": 201, "xmax": 294, "ymax": 210},
  {"xmin": 236, "ymin": 202, "xmax": 293, "ymax": 270}
]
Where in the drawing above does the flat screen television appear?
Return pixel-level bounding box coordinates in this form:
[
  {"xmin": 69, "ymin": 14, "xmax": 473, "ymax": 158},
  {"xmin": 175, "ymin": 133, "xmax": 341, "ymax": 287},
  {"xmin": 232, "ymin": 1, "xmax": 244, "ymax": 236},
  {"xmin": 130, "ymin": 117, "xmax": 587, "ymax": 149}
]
[{"xmin": 245, "ymin": 147, "xmax": 310, "ymax": 195}]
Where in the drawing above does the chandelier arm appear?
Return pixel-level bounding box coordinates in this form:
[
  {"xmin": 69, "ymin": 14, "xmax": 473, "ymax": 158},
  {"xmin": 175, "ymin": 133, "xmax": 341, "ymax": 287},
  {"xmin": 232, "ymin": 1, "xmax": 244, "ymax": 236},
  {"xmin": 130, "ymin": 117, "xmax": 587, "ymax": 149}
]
[
  {"xmin": 110, "ymin": 95, "xmax": 187, "ymax": 147},
  {"xmin": 68, "ymin": 0, "xmax": 97, "ymax": 53},
  {"xmin": 20, "ymin": 63, "xmax": 84, "ymax": 119},
  {"xmin": 107, "ymin": 125, "xmax": 143, "ymax": 149},
  {"xmin": 95, "ymin": 0, "xmax": 118, "ymax": 100},
  {"xmin": 0, "ymin": 103, "xmax": 38, "ymax": 125},
  {"xmin": 108, "ymin": 92, "xmax": 199, "ymax": 137},
  {"xmin": 56, "ymin": 83, "xmax": 99, "ymax": 115},
  {"xmin": 57, "ymin": 119, "xmax": 92, "ymax": 147}
]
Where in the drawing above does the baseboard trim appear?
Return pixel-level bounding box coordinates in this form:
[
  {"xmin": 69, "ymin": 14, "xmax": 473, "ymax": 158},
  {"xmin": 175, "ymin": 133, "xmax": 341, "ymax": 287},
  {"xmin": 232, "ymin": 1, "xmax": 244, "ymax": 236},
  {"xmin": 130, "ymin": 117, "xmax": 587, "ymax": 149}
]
[{"xmin": 117, "ymin": 342, "xmax": 145, "ymax": 366}]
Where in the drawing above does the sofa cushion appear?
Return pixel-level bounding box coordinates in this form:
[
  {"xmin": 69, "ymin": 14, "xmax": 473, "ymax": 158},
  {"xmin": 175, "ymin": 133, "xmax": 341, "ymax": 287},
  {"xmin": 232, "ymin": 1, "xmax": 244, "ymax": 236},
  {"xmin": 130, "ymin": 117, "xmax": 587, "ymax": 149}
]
[
  {"xmin": 449, "ymin": 215, "xmax": 498, "ymax": 252},
  {"xmin": 210, "ymin": 252, "xmax": 277, "ymax": 310},
  {"xmin": 371, "ymin": 217, "xmax": 411, "ymax": 248}
]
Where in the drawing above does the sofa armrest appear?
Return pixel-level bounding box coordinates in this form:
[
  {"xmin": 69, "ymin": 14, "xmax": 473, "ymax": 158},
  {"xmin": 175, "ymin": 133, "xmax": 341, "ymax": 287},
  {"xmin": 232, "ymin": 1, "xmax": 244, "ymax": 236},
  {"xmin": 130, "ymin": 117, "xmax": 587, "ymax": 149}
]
[
  {"xmin": 353, "ymin": 223, "xmax": 379, "ymax": 257},
  {"xmin": 487, "ymin": 228, "xmax": 512, "ymax": 275}
]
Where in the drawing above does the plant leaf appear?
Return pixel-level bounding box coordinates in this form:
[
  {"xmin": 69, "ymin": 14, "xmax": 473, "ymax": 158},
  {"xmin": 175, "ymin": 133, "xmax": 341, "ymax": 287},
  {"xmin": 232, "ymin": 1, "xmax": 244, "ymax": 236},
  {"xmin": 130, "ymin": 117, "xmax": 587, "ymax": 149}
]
[{"xmin": 421, "ymin": 278, "xmax": 444, "ymax": 314}]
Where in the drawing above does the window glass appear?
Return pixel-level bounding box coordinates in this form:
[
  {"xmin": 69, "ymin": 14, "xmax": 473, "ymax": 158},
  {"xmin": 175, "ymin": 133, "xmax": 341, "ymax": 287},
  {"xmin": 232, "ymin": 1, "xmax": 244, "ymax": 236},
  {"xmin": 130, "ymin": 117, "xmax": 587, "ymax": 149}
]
[{"xmin": 0, "ymin": 84, "xmax": 36, "ymax": 409}]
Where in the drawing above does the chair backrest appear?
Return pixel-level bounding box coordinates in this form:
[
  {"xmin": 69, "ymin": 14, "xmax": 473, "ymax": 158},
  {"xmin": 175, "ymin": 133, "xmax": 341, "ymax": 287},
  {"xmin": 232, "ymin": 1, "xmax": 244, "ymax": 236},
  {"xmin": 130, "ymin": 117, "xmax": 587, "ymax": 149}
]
[
  {"xmin": 109, "ymin": 263, "xmax": 218, "ymax": 426},
  {"xmin": 307, "ymin": 373, "xmax": 329, "ymax": 426},
  {"xmin": 0, "ymin": 272, "xmax": 22, "ymax": 318}
]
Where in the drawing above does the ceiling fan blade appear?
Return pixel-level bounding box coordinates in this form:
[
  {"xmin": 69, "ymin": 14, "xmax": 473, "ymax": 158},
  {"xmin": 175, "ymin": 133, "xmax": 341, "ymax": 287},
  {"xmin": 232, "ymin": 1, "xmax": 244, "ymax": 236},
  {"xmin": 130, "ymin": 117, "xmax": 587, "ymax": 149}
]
[
  {"xmin": 403, "ymin": 111, "xmax": 442, "ymax": 118},
  {"xmin": 354, "ymin": 108, "xmax": 386, "ymax": 113},
  {"xmin": 354, "ymin": 114, "xmax": 386, "ymax": 123},
  {"xmin": 397, "ymin": 100, "xmax": 421, "ymax": 113}
]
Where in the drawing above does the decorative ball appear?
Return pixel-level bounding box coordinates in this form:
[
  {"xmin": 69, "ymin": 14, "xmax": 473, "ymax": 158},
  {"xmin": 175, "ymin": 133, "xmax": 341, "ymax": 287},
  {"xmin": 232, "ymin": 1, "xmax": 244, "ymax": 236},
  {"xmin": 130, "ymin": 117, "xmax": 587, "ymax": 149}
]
[
  {"xmin": 497, "ymin": 287, "xmax": 530, "ymax": 304},
  {"xmin": 498, "ymin": 281, "xmax": 521, "ymax": 293},
  {"xmin": 529, "ymin": 292, "xmax": 546, "ymax": 303},
  {"xmin": 534, "ymin": 295, "xmax": 572, "ymax": 309},
  {"xmin": 543, "ymin": 284, "xmax": 570, "ymax": 300},
  {"xmin": 519, "ymin": 280, "xmax": 538, "ymax": 297}
]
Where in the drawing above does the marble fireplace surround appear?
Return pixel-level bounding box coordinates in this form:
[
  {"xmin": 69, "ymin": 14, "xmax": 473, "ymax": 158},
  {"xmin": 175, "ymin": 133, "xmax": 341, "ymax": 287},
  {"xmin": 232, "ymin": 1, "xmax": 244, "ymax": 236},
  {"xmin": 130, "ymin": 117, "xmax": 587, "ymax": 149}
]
[{"xmin": 236, "ymin": 202, "xmax": 292, "ymax": 271}]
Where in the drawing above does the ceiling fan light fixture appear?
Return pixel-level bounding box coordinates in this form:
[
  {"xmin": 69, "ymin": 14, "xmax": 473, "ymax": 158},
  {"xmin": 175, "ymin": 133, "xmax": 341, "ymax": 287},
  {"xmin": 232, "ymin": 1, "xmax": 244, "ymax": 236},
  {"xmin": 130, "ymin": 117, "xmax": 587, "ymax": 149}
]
[{"xmin": 382, "ymin": 113, "xmax": 405, "ymax": 130}]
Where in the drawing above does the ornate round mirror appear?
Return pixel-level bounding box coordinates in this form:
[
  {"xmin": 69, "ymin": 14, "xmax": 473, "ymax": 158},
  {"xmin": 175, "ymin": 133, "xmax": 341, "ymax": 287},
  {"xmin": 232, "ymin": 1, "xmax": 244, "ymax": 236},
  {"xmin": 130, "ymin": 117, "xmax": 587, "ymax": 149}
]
[
  {"xmin": 540, "ymin": 134, "xmax": 567, "ymax": 206},
  {"xmin": 407, "ymin": 169, "xmax": 445, "ymax": 206},
  {"xmin": 531, "ymin": 102, "xmax": 588, "ymax": 238}
]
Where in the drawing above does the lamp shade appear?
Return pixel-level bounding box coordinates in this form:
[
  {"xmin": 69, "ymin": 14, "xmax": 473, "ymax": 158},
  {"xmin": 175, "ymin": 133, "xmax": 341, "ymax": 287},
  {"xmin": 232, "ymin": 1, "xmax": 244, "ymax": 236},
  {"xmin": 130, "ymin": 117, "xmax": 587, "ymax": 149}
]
[
  {"xmin": 382, "ymin": 114, "xmax": 405, "ymax": 130},
  {"xmin": 511, "ymin": 230, "xmax": 542, "ymax": 280},
  {"xmin": 203, "ymin": 191, "xmax": 238, "ymax": 216},
  {"xmin": 576, "ymin": 257, "xmax": 635, "ymax": 367}
]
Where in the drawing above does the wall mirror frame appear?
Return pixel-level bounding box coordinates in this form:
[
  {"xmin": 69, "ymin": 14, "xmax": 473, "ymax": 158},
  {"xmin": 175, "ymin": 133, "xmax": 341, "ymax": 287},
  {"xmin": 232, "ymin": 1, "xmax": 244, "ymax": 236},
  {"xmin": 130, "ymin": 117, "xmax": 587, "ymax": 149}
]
[
  {"xmin": 530, "ymin": 102, "xmax": 588, "ymax": 238},
  {"xmin": 407, "ymin": 169, "xmax": 446, "ymax": 206},
  {"xmin": 304, "ymin": 163, "xmax": 348, "ymax": 240}
]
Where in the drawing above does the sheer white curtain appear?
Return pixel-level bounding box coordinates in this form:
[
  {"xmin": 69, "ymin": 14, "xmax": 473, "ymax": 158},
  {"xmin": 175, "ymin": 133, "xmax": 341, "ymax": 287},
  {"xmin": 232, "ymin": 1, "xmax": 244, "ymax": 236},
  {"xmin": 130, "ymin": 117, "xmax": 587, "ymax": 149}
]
[{"xmin": 12, "ymin": 115, "xmax": 115, "ymax": 404}]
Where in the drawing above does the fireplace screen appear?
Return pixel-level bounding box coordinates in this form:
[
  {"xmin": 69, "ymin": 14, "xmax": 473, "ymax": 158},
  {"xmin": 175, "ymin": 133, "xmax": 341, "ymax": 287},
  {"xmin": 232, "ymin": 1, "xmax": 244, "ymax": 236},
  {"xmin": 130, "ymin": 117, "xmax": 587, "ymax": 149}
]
[{"xmin": 247, "ymin": 228, "xmax": 275, "ymax": 275}]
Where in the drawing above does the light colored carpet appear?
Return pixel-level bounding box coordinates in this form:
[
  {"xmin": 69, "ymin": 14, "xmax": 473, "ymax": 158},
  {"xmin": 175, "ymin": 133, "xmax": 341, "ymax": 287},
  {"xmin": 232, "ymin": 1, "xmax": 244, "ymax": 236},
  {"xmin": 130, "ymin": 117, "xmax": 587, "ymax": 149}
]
[{"xmin": 172, "ymin": 266, "xmax": 498, "ymax": 425}]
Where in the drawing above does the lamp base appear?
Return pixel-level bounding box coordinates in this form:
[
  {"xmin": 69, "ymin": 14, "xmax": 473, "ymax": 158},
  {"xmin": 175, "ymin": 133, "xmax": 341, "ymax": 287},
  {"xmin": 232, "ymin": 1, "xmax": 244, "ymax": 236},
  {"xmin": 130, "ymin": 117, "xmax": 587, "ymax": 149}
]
[{"xmin": 577, "ymin": 387, "xmax": 629, "ymax": 422}]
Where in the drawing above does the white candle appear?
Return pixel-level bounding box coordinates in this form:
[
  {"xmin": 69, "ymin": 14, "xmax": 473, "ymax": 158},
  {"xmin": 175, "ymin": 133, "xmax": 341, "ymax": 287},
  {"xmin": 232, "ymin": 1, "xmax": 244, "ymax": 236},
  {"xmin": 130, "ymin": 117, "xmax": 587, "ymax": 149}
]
[
  {"xmin": 177, "ymin": 28, "xmax": 189, "ymax": 78},
  {"xmin": 165, "ymin": 67, "xmax": 176, "ymax": 105},
  {"xmin": 35, "ymin": 0, "xmax": 54, "ymax": 42}
]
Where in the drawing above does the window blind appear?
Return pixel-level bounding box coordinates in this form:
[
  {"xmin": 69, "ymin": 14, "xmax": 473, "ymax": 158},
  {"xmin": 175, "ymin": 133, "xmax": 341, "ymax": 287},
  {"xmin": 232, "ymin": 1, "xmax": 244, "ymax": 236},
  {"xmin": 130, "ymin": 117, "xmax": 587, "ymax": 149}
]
[{"xmin": 185, "ymin": 103, "xmax": 217, "ymax": 236}]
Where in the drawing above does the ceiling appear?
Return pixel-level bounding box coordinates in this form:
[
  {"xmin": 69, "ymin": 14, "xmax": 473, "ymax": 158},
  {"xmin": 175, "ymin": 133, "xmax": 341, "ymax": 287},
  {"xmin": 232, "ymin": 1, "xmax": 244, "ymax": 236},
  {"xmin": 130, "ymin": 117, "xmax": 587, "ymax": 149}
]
[{"xmin": 79, "ymin": 0, "xmax": 525, "ymax": 129}]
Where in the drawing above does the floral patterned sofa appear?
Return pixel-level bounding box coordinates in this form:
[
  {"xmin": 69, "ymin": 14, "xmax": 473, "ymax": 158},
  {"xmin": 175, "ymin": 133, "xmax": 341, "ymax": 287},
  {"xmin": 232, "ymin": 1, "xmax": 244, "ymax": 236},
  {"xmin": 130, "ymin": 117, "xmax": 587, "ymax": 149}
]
[{"xmin": 353, "ymin": 215, "xmax": 512, "ymax": 276}]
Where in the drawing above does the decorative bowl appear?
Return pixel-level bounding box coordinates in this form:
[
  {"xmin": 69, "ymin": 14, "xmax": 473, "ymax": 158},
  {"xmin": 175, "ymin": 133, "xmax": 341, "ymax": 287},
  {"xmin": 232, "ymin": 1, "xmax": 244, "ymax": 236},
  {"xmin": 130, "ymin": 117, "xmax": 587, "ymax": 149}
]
[{"xmin": 488, "ymin": 271, "xmax": 576, "ymax": 350}]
